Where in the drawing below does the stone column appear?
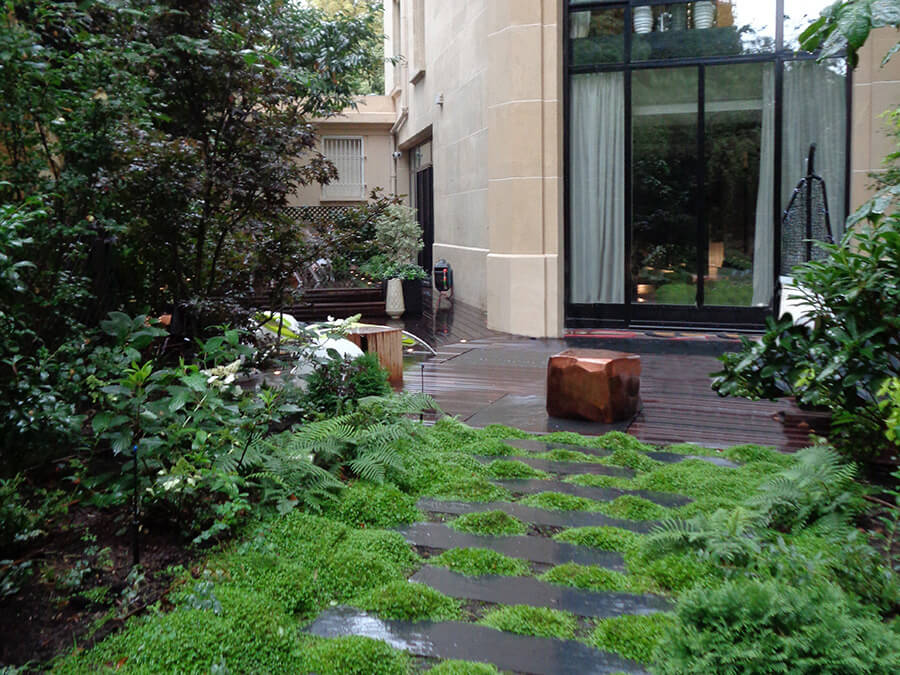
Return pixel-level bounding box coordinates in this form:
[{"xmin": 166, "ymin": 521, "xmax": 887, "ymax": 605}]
[{"xmin": 485, "ymin": 0, "xmax": 563, "ymax": 337}]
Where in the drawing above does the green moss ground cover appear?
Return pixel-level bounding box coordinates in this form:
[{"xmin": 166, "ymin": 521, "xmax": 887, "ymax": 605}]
[
  {"xmin": 478, "ymin": 605, "xmax": 578, "ymax": 640},
  {"xmin": 429, "ymin": 548, "xmax": 531, "ymax": 577},
  {"xmin": 449, "ymin": 511, "xmax": 528, "ymax": 536},
  {"xmin": 54, "ymin": 420, "xmax": 900, "ymax": 674}
]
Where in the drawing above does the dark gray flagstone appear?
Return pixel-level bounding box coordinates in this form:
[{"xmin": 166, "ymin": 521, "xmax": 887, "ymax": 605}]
[
  {"xmin": 306, "ymin": 607, "xmax": 648, "ymax": 675},
  {"xmin": 396, "ymin": 522, "xmax": 625, "ymax": 568},
  {"xmin": 475, "ymin": 455, "xmax": 635, "ymax": 478},
  {"xmin": 492, "ymin": 479, "xmax": 693, "ymax": 507},
  {"xmin": 504, "ymin": 438, "xmax": 740, "ymax": 468},
  {"xmin": 417, "ymin": 498, "xmax": 658, "ymax": 534},
  {"xmin": 411, "ymin": 565, "xmax": 672, "ymax": 618}
]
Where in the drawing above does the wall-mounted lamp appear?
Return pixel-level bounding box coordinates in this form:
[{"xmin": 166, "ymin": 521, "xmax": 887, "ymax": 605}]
[{"xmin": 434, "ymin": 93, "xmax": 444, "ymax": 107}]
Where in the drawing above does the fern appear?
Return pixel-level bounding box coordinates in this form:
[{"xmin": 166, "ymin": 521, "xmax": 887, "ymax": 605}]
[
  {"xmin": 647, "ymin": 507, "xmax": 761, "ymax": 566},
  {"xmin": 750, "ymin": 445, "xmax": 859, "ymax": 531}
]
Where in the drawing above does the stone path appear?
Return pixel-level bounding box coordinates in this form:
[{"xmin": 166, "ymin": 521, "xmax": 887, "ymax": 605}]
[{"xmin": 304, "ymin": 440, "xmax": 700, "ymax": 674}]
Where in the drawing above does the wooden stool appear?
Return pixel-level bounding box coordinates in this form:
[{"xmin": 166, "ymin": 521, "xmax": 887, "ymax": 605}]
[
  {"xmin": 546, "ymin": 349, "xmax": 641, "ymax": 423},
  {"xmin": 346, "ymin": 324, "xmax": 404, "ymax": 385}
]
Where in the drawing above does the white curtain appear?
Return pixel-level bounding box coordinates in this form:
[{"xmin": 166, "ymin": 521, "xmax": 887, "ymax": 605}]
[
  {"xmin": 570, "ymin": 72, "xmax": 625, "ymax": 304},
  {"xmin": 752, "ymin": 66, "xmax": 776, "ymax": 306},
  {"xmin": 783, "ymin": 60, "xmax": 847, "ymax": 239}
]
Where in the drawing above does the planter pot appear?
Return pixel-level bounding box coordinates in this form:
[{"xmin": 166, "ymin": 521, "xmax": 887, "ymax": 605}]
[
  {"xmin": 401, "ymin": 279, "xmax": 424, "ymax": 317},
  {"xmin": 693, "ymin": 2, "xmax": 715, "ymax": 29},
  {"xmin": 385, "ymin": 277, "xmax": 405, "ymax": 319},
  {"xmin": 633, "ymin": 7, "xmax": 653, "ymax": 34}
]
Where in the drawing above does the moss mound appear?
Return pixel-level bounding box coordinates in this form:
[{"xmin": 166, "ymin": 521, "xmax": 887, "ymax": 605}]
[
  {"xmin": 430, "ymin": 548, "xmax": 530, "ymax": 577},
  {"xmin": 450, "ymin": 511, "xmax": 527, "ymax": 536}
]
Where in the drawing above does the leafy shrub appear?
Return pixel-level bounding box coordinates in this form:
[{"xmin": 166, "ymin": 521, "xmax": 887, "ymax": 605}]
[
  {"xmin": 711, "ymin": 211, "xmax": 900, "ymax": 457},
  {"xmin": 655, "ymin": 579, "xmax": 900, "ymax": 674},
  {"xmin": 374, "ymin": 204, "xmax": 423, "ymax": 263},
  {"xmin": 305, "ymin": 352, "xmax": 391, "ymax": 416},
  {"xmin": 328, "ymin": 482, "xmax": 421, "ymax": 527},
  {"xmin": 429, "ymin": 548, "xmax": 530, "ymax": 577},
  {"xmin": 478, "ymin": 605, "xmax": 577, "ymax": 640},
  {"xmin": 352, "ymin": 581, "xmax": 461, "ymax": 621},
  {"xmin": 590, "ymin": 613, "xmax": 677, "ymax": 664},
  {"xmin": 450, "ymin": 511, "xmax": 527, "ymax": 536}
]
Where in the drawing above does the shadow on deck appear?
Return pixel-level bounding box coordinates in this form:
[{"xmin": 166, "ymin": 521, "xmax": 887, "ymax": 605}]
[{"xmin": 399, "ymin": 296, "xmax": 825, "ymax": 452}]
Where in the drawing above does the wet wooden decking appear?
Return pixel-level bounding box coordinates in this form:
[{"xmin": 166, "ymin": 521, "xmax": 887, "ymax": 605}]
[{"xmin": 400, "ymin": 298, "xmax": 822, "ymax": 451}]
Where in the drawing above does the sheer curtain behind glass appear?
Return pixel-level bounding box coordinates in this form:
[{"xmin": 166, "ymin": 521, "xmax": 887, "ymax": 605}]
[
  {"xmin": 570, "ymin": 72, "xmax": 625, "ymax": 304},
  {"xmin": 783, "ymin": 60, "xmax": 847, "ymax": 239},
  {"xmin": 752, "ymin": 66, "xmax": 776, "ymax": 306}
]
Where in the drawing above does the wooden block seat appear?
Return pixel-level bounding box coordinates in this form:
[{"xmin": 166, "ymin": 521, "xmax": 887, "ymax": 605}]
[
  {"xmin": 346, "ymin": 324, "xmax": 403, "ymax": 385},
  {"xmin": 546, "ymin": 349, "xmax": 641, "ymax": 423}
]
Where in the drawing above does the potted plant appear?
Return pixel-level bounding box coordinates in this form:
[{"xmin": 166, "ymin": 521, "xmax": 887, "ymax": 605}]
[{"xmin": 370, "ymin": 205, "xmax": 426, "ymax": 318}]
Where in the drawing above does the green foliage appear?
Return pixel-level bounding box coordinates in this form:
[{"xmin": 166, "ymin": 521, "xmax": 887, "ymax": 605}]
[
  {"xmin": 296, "ymin": 635, "xmax": 412, "ymax": 675},
  {"xmin": 305, "ymin": 353, "xmax": 392, "ymax": 416},
  {"xmin": 453, "ymin": 438, "xmax": 517, "ymax": 457},
  {"xmin": 598, "ymin": 496, "xmax": 669, "ymax": 521},
  {"xmin": 536, "ymin": 449, "xmax": 595, "ymax": 463},
  {"xmin": 590, "ymin": 613, "xmax": 677, "ymax": 664},
  {"xmin": 485, "ymin": 460, "xmax": 550, "ymax": 480},
  {"xmin": 632, "ymin": 459, "xmax": 778, "ymax": 502},
  {"xmin": 553, "ymin": 526, "xmax": 639, "ymax": 551},
  {"xmin": 712, "ymin": 212, "xmax": 900, "ymax": 457},
  {"xmin": 429, "ymin": 548, "xmax": 530, "ymax": 577},
  {"xmin": 478, "ymin": 605, "xmax": 577, "ymax": 640},
  {"xmin": 450, "ymin": 511, "xmax": 527, "ymax": 536},
  {"xmin": 374, "ymin": 205, "xmax": 423, "ymax": 264},
  {"xmin": 359, "ymin": 254, "xmax": 427, "ymax": 281},
  {"xmin": 749, "ymin": 445, "xmax": 860, "ymax": 530},
  {"xmin": 327, "ymin": 482, "xmax": 421, "ymax": 527},
  {"xmin": 518, "ymin": 492, "xmax": 601, "ymax": 512},
  {"xmin": 799, "ymin": 0, "xmax": 900, "ymax": 67},
  {"xmin": 600, "ymin": 447, "xmax": 663, "ymax": 472},
  {"xmin": 428, "ymin": 661, "xmax": 499, "ymax": 675},
  {"xmin": 540, "ymin": 563, "xmax": 649, "ymax": 594},
  {"xmin": 566, "ymin": 474, "xmax": 634, "ymax": 490},
  {"xmin": 656, "ymin": 579, "xmax": 900, "ymax": 674},
  {"xmin": 880, "ymin": 378, "xmax": 900, "ymax": 446},
  {"xmin": 429, "ymin": 477, "xmax": 512, "ymax": 503},
  {"xmin": 353, "ymin": 581, "xmax": 461, "ymax": 622}
]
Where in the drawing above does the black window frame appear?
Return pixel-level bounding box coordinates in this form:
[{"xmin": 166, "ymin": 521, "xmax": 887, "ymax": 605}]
[{"xmin": 563, "ymin": 0, "xmax": 852, "ymax": 330}]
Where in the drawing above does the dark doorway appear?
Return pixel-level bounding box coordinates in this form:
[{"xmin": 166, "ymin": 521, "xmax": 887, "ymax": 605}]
[{"xmin": 415, "ymin": 165, "xmax": 434, "ymax": 278}]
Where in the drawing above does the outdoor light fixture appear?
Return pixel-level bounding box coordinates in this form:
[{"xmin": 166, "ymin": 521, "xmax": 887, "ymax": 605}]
[{"xmin": 433, "ymin": 259, "xmax": 453, "ymax": 293}]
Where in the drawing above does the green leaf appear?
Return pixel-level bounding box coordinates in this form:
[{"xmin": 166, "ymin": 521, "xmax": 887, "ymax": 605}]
[
  {"xmin": 836, "ymin": 1, "xmax": 872, "ymax": 50},
  {"xmin": 882, "ymin": 41, "xmax": 900, "ymax": 65},
  {"xmin": 92, "ymin": 413, "xmax": 128, "ymax": 434},
  {"xmin": 871, "ymin": 0, "xmax": 900, "ymax": 27},
  {"xmin": 167, "ymin": 387, "xmax": 192, "ymax": 412},
  {"xmin": 182, "ymin": 373, "xmax": 209, "ymax": 392}
]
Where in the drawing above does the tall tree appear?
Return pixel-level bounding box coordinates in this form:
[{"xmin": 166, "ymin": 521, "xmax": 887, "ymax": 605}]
[{"xmin": 306, "ymin": 0, "xmax": 385, "ymax": 94}]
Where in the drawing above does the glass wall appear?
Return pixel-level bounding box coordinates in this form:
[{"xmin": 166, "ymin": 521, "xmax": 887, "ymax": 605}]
[{"xmin": 566, "ymin": 0, "xmax": 849, "ymax": 326}]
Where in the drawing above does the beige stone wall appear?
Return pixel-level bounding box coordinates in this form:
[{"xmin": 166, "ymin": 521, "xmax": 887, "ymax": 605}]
[
  {"xmin": 289, "ymin": 96, "xmax": 396, "ymax": 207},
  {"xmin": 851, "ymin": 27, "xmax": 900, "ymax": 208},
  {"xmin": 388, "ymin": 0, "xmax": 564, "ymax": 337}
]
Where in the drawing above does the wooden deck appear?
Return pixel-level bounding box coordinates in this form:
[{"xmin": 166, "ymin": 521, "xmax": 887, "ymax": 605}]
[{"xmin": 401, "ymin": 310, "xmax": 824, "ymax": 451}]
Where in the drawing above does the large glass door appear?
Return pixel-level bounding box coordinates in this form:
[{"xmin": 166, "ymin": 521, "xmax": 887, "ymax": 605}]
[{"xmin": 565, "ymin": 0, "xmax": 848, "ymax": 329}]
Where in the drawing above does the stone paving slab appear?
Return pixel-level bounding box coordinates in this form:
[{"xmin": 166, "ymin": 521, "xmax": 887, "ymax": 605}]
[
  {"xmin": 396, "ymin": 522, "xmax": 626, "ymax": 569},
  {"xmin": 411, "ymin": 565, "xmax": 672, "ymax": 619},
  {"xmin": 417, "ymin": 498, "xmax": 658, "ymax": 534},
  {"xmin": 307, "ymin": 607, "xmax": 648, "ymax": 675},
  {"xmin": 493, "ymin": 479, "xmax": 693, "ymax": 508},
  {"xmin": 504, "ymin": 439, "xmax": 740, "ymax": 468},
  {"xmin": 475, "ymin": 455, "xmax": 635, "ymax": 478}
]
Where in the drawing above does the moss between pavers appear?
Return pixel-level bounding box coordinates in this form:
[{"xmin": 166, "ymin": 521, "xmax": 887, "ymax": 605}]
[
  {"xmin": 296, "ymin": 635, "xmax": 413, "ymax": 675},
  {"xmin": 485, "ymin": 459, "xmax": 550, "ymax": 480},
  {"xmin": 565, "ymin": 474, "xmax": 636, "ymax": 490},
  {"xmin": 478, "ymin": 605, "xmax": 578, "ymax": 640},
  {"xmin": 535, "ymin": 449, "xmax": 597, "ymax": 463},
  {"xmin": 429, "ymin": 548, "xmax": 531, "ymax": 577},
  {"xmin": 598, "ymin": 495, "xmax": 670, "ymax": 521},
  {"xmin": 427, "ymin": 660, "xmax": 500, "ymax": 674},
  {"xmin": 450, "ymin": 511, "xmax": 528, "ymax": 536},
  {"xmin": 540, "ymin": 563, "xmax": 651, "ymax": 594},
  {"xmin": 518, "ymin": 491, "xmax": 601, "ymax": 512},
  {"xmin": 589, "ymin": 613, "xmax": 678, "ymax": 664},
  {"xmin": 351, "ymin": 581, "xmax": 461, "ymax": 621},
  {"xmin": 553, "ymin": 526, "xmax": 640, "ymax": 552},
  {"xmin": 598, "ymin": 447, "xmax": 664, "ymax": 472},
  {"xmin": 327, "ymin": 482, "xmax": 422, "ymax": 528}
]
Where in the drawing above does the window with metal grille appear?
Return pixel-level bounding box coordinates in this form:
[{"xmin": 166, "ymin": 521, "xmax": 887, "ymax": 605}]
[{"xmin": 322, "ymin": 136, "xmax": 365, "ymax": 201}]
